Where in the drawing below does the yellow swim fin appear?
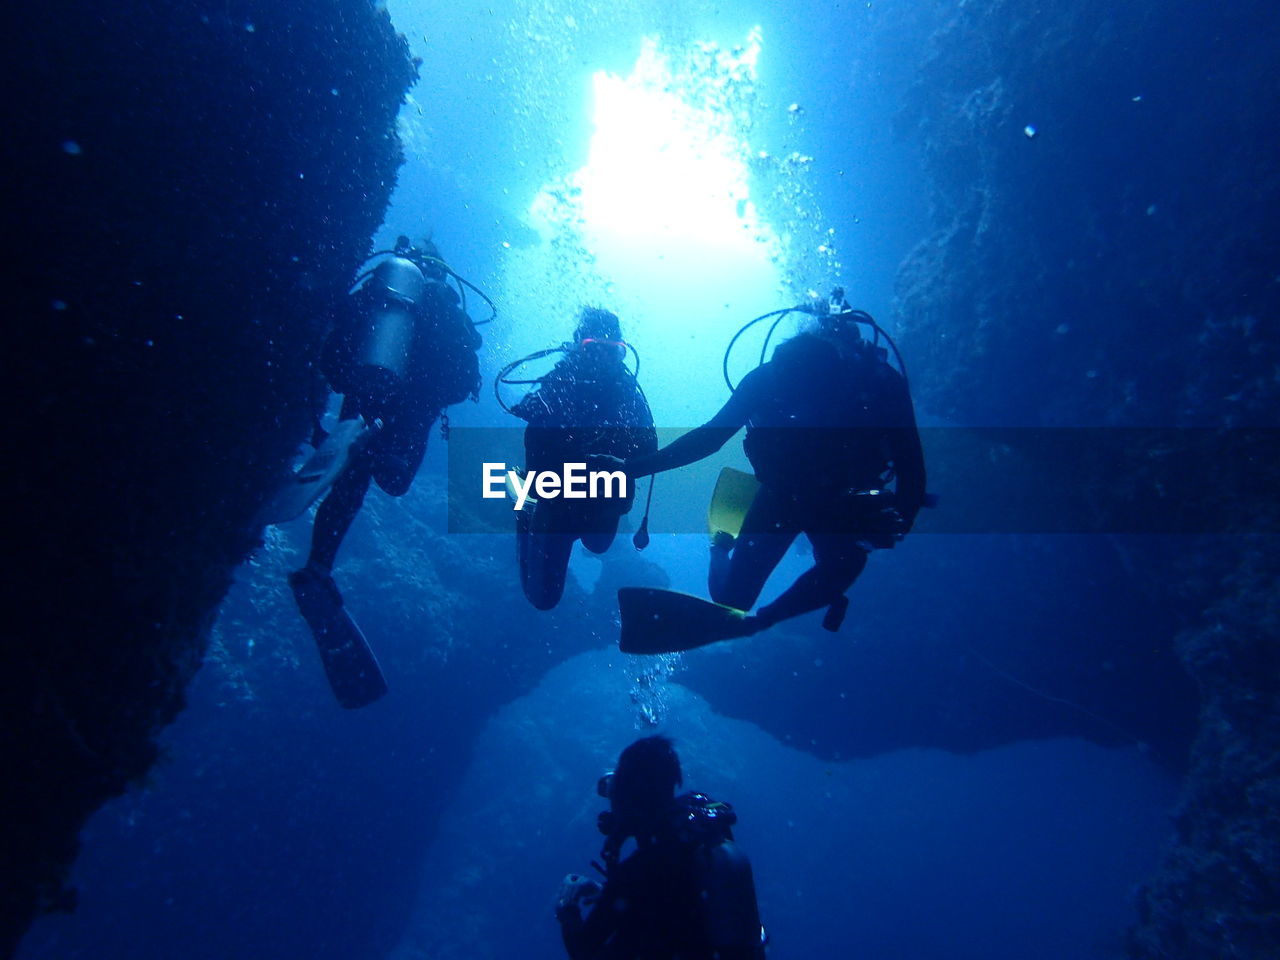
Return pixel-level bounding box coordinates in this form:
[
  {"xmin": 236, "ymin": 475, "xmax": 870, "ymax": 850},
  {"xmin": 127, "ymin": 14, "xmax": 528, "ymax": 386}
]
[{"xmin": 707, "ymin": 467, "xmax": 760, "ymax": 538}]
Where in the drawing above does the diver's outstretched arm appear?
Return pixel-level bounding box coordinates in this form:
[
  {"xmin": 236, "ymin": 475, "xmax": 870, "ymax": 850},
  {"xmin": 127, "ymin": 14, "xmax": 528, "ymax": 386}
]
[
  {"xmin": 557, "ymin": 881, "xmax": 615, "ymax": 960},
  {"xmin": 625, "ymin": 368, "xmax": 762, "ymax": 478},
  {"xmin": 626, "ymin": 423, "xmax": 738, "ymax": 478}
]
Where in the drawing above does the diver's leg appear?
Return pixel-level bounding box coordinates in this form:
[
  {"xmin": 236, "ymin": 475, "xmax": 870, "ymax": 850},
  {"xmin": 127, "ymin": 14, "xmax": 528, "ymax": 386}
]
[
  {"xmin": 521, "ymin": 504, "xmax": 575, "ymax": 610},
  {"xmin": 755, "ymin": 533, "xmax": 868, "ymax": 627},
  {"xmin": 516, "ymin": 505, "xmax": 532, "ymax": 568},
  {"xmin": 580, "ymin": 514, "xmax": 619, "ymax": 554},
  {"xmin": 708, "ymin": 531, "xmax": 736, "ymax": 601},
  {"xmin": 370, "ymin": 415, "xmax": 431, "ymax": 497},
  {"xmin": 306, "ymin": 448, "xmax": 374, "ymax": 575},
  {"xmin": 522, "ymin": 533, "xmax": 574, "ymax": 609},
  {"xmin": 711, "ymin": 487, "xmax": 798, "ymax": 611}
]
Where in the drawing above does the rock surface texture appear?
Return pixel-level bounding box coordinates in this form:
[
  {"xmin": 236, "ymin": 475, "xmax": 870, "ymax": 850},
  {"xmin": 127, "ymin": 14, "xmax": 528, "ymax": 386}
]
[
  {"xmin": 1, "ymin": 1, "xmax": 415, "ymax": 953},
  {"xmin": 889, "ymin": 1, "xmax": 1280, "ymax": 956}
]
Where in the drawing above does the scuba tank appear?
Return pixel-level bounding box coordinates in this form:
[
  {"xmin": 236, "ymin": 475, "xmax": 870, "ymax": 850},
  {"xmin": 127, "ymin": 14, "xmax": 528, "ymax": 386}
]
[
  {"xmin": 696, "ymin": 841, "xmax": 767, "ymax": 959},
  {"xmin": 331, "ymin": 238, "xmax": 497, "ymax": 403},
  {"xmin": 594, "ymin": 794, "xmax": 767, "ymax": 959},
  {"xmin": 346, "ymin": 255, "xmax": 425, "ymax": 397}
]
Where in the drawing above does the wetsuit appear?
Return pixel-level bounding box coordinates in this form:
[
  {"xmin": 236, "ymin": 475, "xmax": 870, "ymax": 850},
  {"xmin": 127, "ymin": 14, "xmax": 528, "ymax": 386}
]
[
  {"xmin": 306, "ymin": 278, "xmax": 481, "ymax": 574},
  {"xmin": 628, "ymin": 331, "xmax": 924, "ymax": 627},
  {"xmin": 512, "ymin": 348, "xmax": 656, "ymax": 609},
  {"xmin": 558, "ymin": 796, "xmax": 765, "ymax": 960}
]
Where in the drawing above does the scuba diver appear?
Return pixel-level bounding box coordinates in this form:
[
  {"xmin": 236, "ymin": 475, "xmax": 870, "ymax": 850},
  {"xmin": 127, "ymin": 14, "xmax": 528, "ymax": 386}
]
[
  {"xmin": 555, "ymin": 736, "xmax": 767, "ymax": 960},
  {"xmin": 287, "ymin": 236, "xmax": 483, "ymax": 706},
  {"xmin": 500, "ymin": 308, "xmax": 656, "ymax": 610},
  {"xmin": 613, "ymin": 290, "xmax": 927, "ymax": 653}
]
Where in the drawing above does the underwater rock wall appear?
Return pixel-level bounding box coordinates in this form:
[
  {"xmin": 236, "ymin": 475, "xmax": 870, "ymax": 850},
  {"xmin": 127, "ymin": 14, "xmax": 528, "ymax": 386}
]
[
  {"xmin": 677, "ymin": 533, "xmax": 1197, "ymax": 769},
  {"xmin": 895, "ymin": 1, "xmax": 1280, "ymax": 429},
  {"xmin": 2, "ymin": 0, "xmax": 414, "ymax": 953},
  {"xmin": 1130, "ymin": 544, "xmax": 1280, "ymax": 957},
  {"xmin": 888, "ymin": 1, "xmax": 1280, "ymax": 956}
]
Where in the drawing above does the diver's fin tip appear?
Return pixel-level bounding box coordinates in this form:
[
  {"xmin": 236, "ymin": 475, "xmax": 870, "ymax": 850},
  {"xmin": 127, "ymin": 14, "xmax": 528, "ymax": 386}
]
[
  {"xmin": 617, "ymin": 587, "xmax": 755, "ymax": 654},
  {"xmin": 706, "ymin": 467, "xmax": 760, "ymax": 539},
  {"xmin": 292, "ymin": 571, "xmax": 388, "ymax": 708}
]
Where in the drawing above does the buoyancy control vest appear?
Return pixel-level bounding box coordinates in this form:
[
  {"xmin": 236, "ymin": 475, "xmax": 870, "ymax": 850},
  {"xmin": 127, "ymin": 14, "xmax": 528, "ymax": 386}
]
[
  {"xmin": 743, "ymin": 332, "xmax": 905, "ymax": 495},
  {"xmin": 515, "ymin": 351, "xmax": 656, "ymax": 471},
  {"xmin": 596, "ymin": 794, "xmax": 766, "ymax": 960}
]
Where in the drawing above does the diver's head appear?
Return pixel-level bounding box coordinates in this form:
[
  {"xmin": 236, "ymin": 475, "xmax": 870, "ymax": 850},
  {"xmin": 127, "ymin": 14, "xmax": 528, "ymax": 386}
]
[
  {"xmin": 573, "ymin": 307, "xmax": 626, "ymax": 362},
  {"xmin": 816, "ymin": 310, "xmax": 864, "ymax": 343},
  {"xmin": 574, "ymin": 306, "xmax": 623, "ymax": 343},
  {"xmin": 598, "ymin": 736, "xmax": 682, "ymax": 820},
  {"xmin": 395, "ymin": 235, "xmax": 447, "ymax": 281},
  {"xmin": 807, "ymin": 300, "xmax": 877, "ymax": 363}
]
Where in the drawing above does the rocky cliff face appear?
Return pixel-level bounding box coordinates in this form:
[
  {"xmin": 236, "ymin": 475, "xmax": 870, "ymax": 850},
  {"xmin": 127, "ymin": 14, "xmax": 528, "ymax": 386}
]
[
  {"xmin": 887, "ymin": 1, "xmax": 1280, "ymax": 955},
  {"xmin": 1, "ymin": 1, "xmax": 414, "ymax": 952},
  {"xmin": 1131, "ymin": 544, "xmax": 1280, "ymax": 957},
  {"xmin": 895, "ymin": 1, "xmax": 1280, "ymax": 429}
]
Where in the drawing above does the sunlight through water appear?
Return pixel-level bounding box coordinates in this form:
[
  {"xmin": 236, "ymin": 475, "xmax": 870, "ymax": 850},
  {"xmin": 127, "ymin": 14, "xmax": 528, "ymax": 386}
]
[
  {"xmin": 518, "ymin": 29, "xmax": 789, "ymax": 430},
  {"xmin": 577, "ymin": 33, "xmax": 765, "ymax": 251}
]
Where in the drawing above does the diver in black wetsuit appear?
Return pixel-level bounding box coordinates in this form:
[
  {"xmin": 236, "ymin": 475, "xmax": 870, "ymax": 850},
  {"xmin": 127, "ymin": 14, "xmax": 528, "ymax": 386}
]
[
  {"xmin": 621, "ymin": 301, "xmax": 925, "ymax": 636},
  {"xmin": 291, "ymin": 237, "xmax": 482, "ymax": 602},
  {"xmin": 556, "ymin": 736, "xmax": 767, "ymax": 960},
  {"xmin": 508, "ymin": 308, "xmax": 656, "ymax": 610}
]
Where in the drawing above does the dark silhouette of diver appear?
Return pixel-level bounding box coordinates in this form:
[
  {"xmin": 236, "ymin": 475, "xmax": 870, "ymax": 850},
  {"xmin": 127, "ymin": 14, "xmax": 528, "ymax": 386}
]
[
  {"xmin": 507, "ymin": 308, "xmax": 656, "ymax": 609},
  {"xmin": 621, "ymin": 299, "xmax": 925, "ymax": 639},
  {"xmin": 287, "ymin": 237, "xmax": 481, "ymax": 704},
  {"xmin": 556, "ymin": 736, "xmax": 767, "ymax": 960}
]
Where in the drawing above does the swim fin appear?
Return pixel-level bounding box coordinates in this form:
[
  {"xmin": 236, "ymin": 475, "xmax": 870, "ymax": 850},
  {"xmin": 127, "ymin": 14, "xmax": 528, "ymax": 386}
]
[
  {"xmin": 290, "ymin": 568, "xmax": 388, "ymax": 708},
  {"xmin": 261, "ymin": 418, "xmax": 366, "ymax": 525},
  {"xmin": 707, "ymin": 467, "xmax": 760, "ymax": 539},
  {"xmin": 618, "ymin": 587, "xmax": 758, "ymax": 655}
]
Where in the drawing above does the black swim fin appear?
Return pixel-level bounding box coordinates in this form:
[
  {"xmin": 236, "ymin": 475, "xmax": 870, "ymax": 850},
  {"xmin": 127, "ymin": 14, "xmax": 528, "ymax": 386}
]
[
  {"xmin": 618, "ymin": 587, "xmax": 759, "ymax": 655},
  {"xmin": 290, "ymin": 568, "xmax": 388, "ymax": 708}
]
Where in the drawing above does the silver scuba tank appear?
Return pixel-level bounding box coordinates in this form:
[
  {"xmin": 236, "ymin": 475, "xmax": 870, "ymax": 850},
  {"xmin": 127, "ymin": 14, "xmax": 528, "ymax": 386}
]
[
  {"xmin": 351, "ymin": 256, "xmax": 426, "ymax": 393},
  {"xmin": 697, "ymin": 841, "xmax": 767, "ymax": 959}
]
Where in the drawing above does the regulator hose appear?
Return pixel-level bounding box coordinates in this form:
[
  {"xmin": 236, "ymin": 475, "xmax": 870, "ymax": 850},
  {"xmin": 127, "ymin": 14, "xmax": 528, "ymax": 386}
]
[{"xmin": 722, "ymin": 295, "xmax": 911, "ymax": 390}]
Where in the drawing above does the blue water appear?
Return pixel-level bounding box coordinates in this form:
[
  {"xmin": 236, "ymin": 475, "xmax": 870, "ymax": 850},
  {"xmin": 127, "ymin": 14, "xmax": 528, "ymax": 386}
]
[{"xmin": 19, "ymin": 0, "xmax": 1222, "ymax": 957}]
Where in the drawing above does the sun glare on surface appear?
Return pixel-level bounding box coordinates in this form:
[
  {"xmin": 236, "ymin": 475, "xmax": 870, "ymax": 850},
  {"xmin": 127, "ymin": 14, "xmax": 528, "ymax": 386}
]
[
  {"xmin": 516, "ymin": 29, "xmax": 786, "ymax": 426},
  {"xmin": 576, "ymin": 33, "xmax": 765, "ymax": 251}
]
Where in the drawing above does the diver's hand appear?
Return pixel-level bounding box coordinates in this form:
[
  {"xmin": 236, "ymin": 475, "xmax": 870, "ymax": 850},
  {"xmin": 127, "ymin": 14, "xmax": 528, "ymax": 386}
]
[
  {"xmin": 882, "ymin": 505, "xmax": 910, "ymax": 536},
  {"xmin": 896, "ymin": 508, "xmax": 919, "ymax": 536},
  {"xmin": 857, "ymin": 490, "xmax": 912, "ymax": 537},
  {"xmin": 586, "ymin": 454, "xmax": 627, "ymax": 476},
  {"xmin": 556, "ymin": 874, "xmax": 602, "ymax": 915}
]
